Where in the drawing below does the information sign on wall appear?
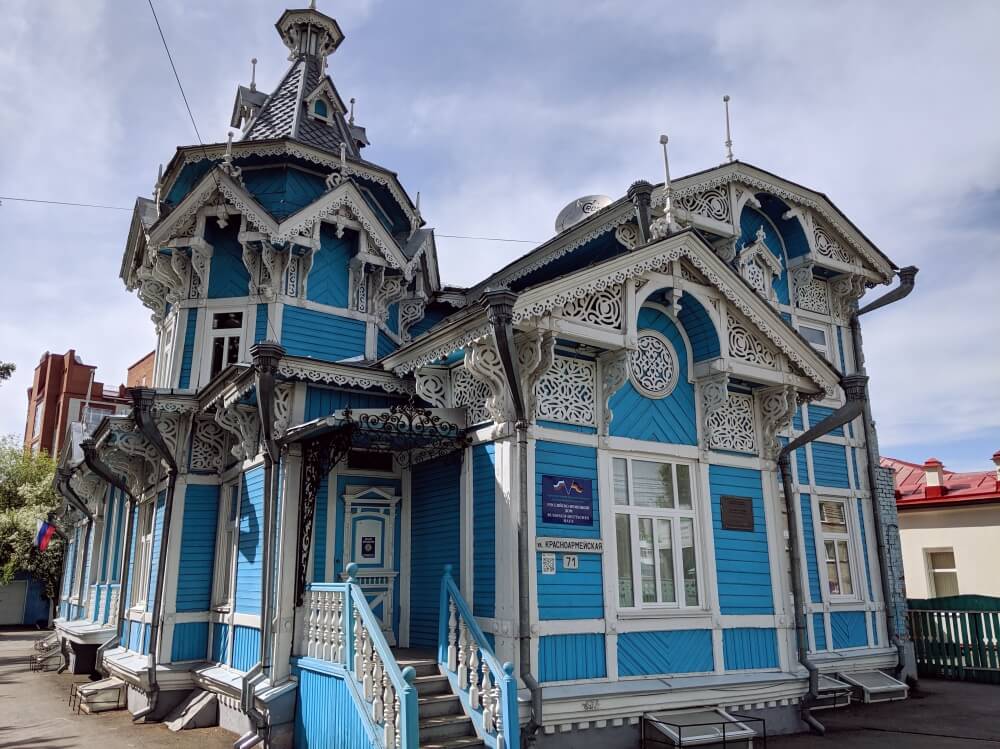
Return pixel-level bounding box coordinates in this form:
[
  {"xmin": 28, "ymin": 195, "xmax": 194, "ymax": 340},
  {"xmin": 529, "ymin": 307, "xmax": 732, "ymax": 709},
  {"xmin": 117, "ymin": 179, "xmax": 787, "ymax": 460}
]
[
  {"xmin": 720, "ymin": 496, "xmax": 755, "ymax": 532},
  {"xmin": 541, "ymin": 475, "xmax": 593, "ymax": 526}
]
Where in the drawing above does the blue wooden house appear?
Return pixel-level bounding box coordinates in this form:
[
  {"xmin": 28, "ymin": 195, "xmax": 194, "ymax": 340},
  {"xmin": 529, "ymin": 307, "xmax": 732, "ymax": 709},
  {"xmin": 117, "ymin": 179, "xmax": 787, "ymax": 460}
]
[{"xmin": 49, "ymin": 4, "xmax": 918, "ymax": 748}]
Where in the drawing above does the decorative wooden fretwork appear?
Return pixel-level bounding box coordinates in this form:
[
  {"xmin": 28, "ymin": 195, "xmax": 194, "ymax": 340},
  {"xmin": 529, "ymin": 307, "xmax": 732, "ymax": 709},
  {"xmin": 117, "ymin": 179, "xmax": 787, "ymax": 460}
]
[
  {"xmin": 415, "ymin": 367, "xmax": 450, "ymax": 409},
  {"xmin": 796, "ymin": 277, "xmax": 830, "ymax": 314},
  {"xmin": 214, "ymin": 402, "xmax": 260, "ymax": 460},
  {"xmin": 628, "ymin": 330, "xmax": 679, "ymax": 399},
  {"xmin": 614, "ymin": 222, "xmax": 641, "ymax": 250},
  {"xmin": 707, "ymin": 391, "xmax": 757, "ymax": 454},
  {"xmin": 517, "ymin": 330, "xmax": 556, "ymax": 419},
  {"xmin": 758, "ymin": 384, "xmax": 797, "ymax": 459},
  {"xmin": 273, "ymin": 383, "xmax": 294, "ymax": 438},
  {"xmin": 190, "ymin": 418, "xmax": 227, "ymax": 473},
  {"xmin": 535, "ymin": 356, "xmax": 597, "ymax": 426},
  {"xmin": 737, "ymin": 227, "xmax": 783, "ymax": 304},
  {"xmin": 676, "ymin": 186, "xmax": 732, "ymax": 224},
  {"xmin": 451, "ymin": 366, "xmax": 491, "ymax": 426},
  {"xmin": 559, "ymin": 283, "xmax": 624, "ymax": 329},
  {"xmin": 813, "ymin": 222, "xmax": 852, "ymax": 264},
  {"xmin": 727, "ymin": 310, "xmax": 778, "ymax": 368},
  {"xmin": 830, "ymin": 273, "xmax": 867, "ymax": 321},
  {"xmin": 598, "ymin": 349, "xmax": 628, "ymax": 436}
]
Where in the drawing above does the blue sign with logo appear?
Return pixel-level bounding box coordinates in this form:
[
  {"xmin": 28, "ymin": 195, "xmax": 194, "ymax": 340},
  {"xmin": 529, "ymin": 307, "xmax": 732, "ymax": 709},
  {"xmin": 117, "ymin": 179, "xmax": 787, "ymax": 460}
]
[{"xmin": 541, "ymin": 475, "xmax": 593, "ymax": 526}]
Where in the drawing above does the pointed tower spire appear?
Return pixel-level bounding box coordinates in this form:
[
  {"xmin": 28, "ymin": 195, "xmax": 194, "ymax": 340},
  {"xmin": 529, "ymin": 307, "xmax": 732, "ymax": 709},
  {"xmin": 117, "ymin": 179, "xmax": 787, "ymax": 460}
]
[
  {"xmin": 723, "ymin": 95, "xmax": 735, "ymax": 163},
  {"xmin": 275, "ymin": 5, "xmax": 344, "ymax": 62}
]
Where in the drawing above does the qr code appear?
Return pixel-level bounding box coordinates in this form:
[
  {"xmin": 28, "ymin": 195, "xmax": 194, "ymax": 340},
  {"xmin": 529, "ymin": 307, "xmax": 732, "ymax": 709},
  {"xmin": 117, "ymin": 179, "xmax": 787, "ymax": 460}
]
[{"xmin": 541, "ymin": 553, "xmax": 556, "ymax": 575}]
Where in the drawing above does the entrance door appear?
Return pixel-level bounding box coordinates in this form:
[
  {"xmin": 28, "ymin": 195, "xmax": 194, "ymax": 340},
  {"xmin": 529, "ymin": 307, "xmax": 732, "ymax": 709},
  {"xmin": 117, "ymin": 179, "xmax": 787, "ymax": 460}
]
[
  {"xmin": 0, "ymin": 580, "xmax": 27, "ymax": 626},
  {"xmin": 341, "ymin": 486, "xmax": 400, "ymax": 645}
]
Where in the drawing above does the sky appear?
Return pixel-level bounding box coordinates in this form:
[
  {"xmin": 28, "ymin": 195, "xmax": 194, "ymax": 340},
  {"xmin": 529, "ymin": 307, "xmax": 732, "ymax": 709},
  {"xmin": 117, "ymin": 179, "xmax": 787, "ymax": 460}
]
[{"xmin": 1, "ymin": 0, "xmax": 998, "ymax": 471}]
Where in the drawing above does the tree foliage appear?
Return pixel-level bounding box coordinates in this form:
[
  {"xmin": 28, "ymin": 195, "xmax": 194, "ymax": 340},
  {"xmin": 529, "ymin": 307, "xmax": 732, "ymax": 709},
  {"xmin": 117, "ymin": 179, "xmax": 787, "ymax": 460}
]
[
  {"xmin": 0, "ymin": 435, "xmax": 64, "ymax": 599},
  {"xmin": 0, "ymin": 361, "xmax": 13, "ymax": 384}
]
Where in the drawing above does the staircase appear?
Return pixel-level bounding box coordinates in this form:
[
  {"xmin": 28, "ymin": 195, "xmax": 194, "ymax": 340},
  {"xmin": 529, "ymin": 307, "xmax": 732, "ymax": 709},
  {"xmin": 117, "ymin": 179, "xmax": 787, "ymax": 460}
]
[{"xmin": 397, "ymin": 655, "xmax": 483, "ymax": 749}]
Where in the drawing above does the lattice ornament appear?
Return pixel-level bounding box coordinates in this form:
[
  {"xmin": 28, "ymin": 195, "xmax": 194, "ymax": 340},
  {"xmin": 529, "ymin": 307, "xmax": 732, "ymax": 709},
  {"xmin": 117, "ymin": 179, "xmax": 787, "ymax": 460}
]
[
  {"xmin": 559, "ymin": 283, "xmax": 623, "ymax": 329},
  {"xmin": 796, "ymin": 277, "xmax": 830, "ymax": 314},
  {"xmin": 628, "ymin": 330, "xmax": 679, "ymax": 399},
  {"xmin": 451, "ymin": 366, "xmax": 491, "ymax": 426},
  {"xmin": 727, "ymin": 310, "xmax": 778, "ymax": 368},
  {"xmin": 676, "ymin": 186, "xmax": 732, "ymax": 224},
  {"xmin": 535, "ymin": 356, "xmax": 597, "ymax": 426},
  {"xmin": 707, "ymin": 392, "xmax": 757, "ymax": 453}
]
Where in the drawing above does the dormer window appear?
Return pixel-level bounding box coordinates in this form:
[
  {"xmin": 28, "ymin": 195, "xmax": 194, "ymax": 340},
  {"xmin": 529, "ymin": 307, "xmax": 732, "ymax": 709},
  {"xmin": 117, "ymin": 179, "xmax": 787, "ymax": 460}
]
[{"xmin": 313, "ymin": 99, "xmax": 328, "ymax": 118}]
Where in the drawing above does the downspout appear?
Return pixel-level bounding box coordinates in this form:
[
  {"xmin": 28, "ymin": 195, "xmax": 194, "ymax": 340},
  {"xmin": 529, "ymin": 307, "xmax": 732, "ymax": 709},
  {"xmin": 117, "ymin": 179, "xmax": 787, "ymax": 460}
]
[
  {"xmin": 82, "ymin": 438, "xmax": 138, "ymax": 674},
  {"xmin": 235, "ymin": 342, "xmax": 286, "ymax": 749},
  {"xmin": 777, "ymin": 373, "xmax": 869, "ymax": 735},
  {"xmin": 850, "ymin": 266, "xmax": 918, "ymax": 676},
  {"xmin": 130, "ymin": 387, "xmax": 179, "ymax": 723},
  {"xmin": 482, "ymin": 288, "xmax": 542, "ymax": 747},
  {"xmin": 54, "ymin": 467, "xmax": 95, "ymax": 618}
]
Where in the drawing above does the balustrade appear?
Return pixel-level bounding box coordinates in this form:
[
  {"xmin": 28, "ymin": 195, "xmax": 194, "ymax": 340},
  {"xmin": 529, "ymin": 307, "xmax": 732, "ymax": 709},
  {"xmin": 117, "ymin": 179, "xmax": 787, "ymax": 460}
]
[{"xmin": 438, "ymin": 565, "xmax": 518, "ymax": 749}]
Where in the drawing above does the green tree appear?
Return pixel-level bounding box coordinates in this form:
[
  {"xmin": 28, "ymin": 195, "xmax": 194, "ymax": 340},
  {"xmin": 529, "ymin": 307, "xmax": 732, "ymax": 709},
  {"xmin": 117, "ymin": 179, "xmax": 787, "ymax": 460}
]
[
  {"xmin": 0, "ymin": 435, "xmax": 64, "ymax": 599},
  {"xmin": 0, "ymin": 361, "xmax": 13, "ymax": 383}
]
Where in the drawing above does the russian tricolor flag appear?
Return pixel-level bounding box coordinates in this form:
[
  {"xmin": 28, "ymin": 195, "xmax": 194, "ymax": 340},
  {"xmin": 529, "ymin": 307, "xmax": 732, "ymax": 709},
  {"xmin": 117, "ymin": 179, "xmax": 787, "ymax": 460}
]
[{"xmin": 33, "ymin": 520, "xmax": 56, "ymax": 552}]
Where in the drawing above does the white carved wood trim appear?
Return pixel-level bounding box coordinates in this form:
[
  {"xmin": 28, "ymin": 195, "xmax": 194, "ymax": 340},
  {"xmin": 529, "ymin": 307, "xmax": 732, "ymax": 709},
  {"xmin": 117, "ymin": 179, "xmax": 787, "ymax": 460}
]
[
  {"xmin": 706, "ymin": 390, "xmax": 757, "ymax": 454},
  {"xmin": 534, "ymin": 355, "xmax": 597, "ymax": 427},
  {"xmin": 598, "ymin": 349, "xmax": 628, "ymax": 436},
  {"xmin": 758, "ymin": 384, "xmax": 797, "ymax": 459}
]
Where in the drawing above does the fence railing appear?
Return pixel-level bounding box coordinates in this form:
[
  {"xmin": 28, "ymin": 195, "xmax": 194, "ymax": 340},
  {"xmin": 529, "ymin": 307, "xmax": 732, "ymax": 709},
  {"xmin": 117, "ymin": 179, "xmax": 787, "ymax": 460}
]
[
  {"xmin": 908, "ymin": 595, "xmax": 1000, "ymax": 684},
  {"xmin": 301, "ymin": 564, "xmax": 419, "ymax": 748},
  {"xmin": 438, "ymin": 565, "xmax": 518, "ymax": 749}
]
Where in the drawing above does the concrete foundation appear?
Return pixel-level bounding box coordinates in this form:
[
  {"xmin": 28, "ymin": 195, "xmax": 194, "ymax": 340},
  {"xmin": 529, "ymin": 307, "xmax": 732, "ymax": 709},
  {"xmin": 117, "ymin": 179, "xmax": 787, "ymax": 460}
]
[{"xmin": 65, "ymin": 640, "xmax": 98, "ymax": 675}]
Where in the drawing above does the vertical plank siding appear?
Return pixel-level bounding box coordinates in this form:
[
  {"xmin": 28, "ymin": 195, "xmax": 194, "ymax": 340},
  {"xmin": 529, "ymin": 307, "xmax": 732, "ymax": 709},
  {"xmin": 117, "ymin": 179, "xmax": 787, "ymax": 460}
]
[
  {"xmin": 178, "ymin": 308, "xmax": 198, "ymax": 388},
  {"xmin": 472, "ymin": 444, "xmax": 496, "ymax": 618},
  {"xmin": 211, "ymin": 622, "xmax": 230, "ymax": 664},
  {"xmin": 538, "ymin": 633, "xmax": 607, "ymax": 682},
  {"xmin": 171, "ymin": 621, "xmax": 209, "ymax": 662},
  {"xmin": 236, "ymin": 467, "xmax": 265, "ymax": 615},
  {"xmin": 723, "ymin": 628, "xmax": 779, "ymax": 670},
  {"xmin": 175, "ymin": 484, "xmax": 220, "ymax": 612},
  {"xmin": 146, "ymin": 492, "xmax": 166, "ymax": 610},
  {"xmin": 812, "ymin": 612, "xmax": 827, "ymax": 651},
  {"xmin": 232, "ymin": 625, "xmax": 262, "ymax": 672},
  {"xmin": 799, "ymin": 493, "xmax": 822, "ymax": 603},
  {"xmin": 294, "ymin": 666, "xmax": 375, "ymax": 749}
]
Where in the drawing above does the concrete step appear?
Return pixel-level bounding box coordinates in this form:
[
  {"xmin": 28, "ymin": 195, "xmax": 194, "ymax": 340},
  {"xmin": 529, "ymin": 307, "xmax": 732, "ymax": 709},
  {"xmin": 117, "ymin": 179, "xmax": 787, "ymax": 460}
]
[
  {"xmin": 413, "ymin": 673, "xmax": 452, "ymax": 697},
  {"xmin": 164, "ymin": 689, "xmax": 219, "ymax": 731},
  {"xmin": 419, "ymin": 713, "xmax": 475, "ymax": 742},
  {"xmin": 418, "ymin": 692, "xmax": 464, "ymax": 718},
  {"xmin": 76, "ymin": 677, "xmax": 125, "ymax": 714}
]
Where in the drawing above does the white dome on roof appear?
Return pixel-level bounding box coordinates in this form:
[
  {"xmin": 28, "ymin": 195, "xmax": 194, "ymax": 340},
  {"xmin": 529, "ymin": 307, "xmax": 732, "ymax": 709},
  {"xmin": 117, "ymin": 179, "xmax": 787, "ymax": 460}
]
[{"xmin": 554, "ymin": 195, "xmax": 612, "ymax": 234}]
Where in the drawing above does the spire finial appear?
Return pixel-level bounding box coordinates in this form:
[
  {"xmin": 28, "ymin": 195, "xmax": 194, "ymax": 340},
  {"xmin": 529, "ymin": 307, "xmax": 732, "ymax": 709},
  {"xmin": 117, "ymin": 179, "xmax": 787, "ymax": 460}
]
[
  {"xmin": 349, "ymin": 97, "xmax": 356, "ymax": 126},
  {"xmin": 723, "ymin": 95, "xmax": 734, "ymax": 163},
  {"xmin": 339, "ymin": 142, "xmax": 346, "ymax": 168},
  {"xmin": 649, "ymin": 134, "xmax": 678, "ymax": 240},
  {"xmin": 309, "ymin": 0, "xmax": 316, "ymax": 9},
  {"xmin": 250, "ymin": 58, "xmax": 258, "ymax": 92}
]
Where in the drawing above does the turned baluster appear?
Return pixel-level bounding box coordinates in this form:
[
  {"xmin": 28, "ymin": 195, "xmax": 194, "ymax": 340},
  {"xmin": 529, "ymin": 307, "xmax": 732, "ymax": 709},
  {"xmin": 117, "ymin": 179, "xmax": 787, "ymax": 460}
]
[
  {"xmin": 323, "ymin": 591, "xmax": 333, "ymax": 661},
  {"xmin": 447, "ymin": 599, "xmax": 458, "ymax": 672},
  {"xmin": 493, "ymin": 680, "xmax": 505, "ymax": 749},
  {"xmin": 381, "ymin": 670, "xmax": 394, "ymax": 742},
  {"xmin": 354, "ymin": 606, "xmax": 364, "ymax": 677},
  {"xmin": 481, "ymin": 664, "xmax": 495, "ymax": 733},
  {"xmin": 306, "ymin": 593, "xmax": 318, "ymax": 658},
  {"xmin": 457, "ymin": 618, "xmax": 469, "ymax": 689},
  {"xmin": 468, "ymin": 644, "xmax": 481, "ymax": 709},
  {"xmin": 371, "ymin": 653, "xmax": 384, "ymax": 722},
  {"xmin": 362, "ymin": 629, "xmax": 374, "ymax": 701},
  {"xmin": 331, "ymin": 592, "xmax": 343, "ymax": 662},
  {"xmin": 394, "ymin": 693, "xmax": 402, "ymax": 749}
]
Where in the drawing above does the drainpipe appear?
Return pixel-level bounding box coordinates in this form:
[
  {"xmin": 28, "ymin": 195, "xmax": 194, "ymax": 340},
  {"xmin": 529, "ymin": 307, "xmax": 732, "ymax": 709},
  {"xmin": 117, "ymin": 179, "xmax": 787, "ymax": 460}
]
[
  {"xmin": 129, "ymin": 387, "xmax": 179, "ymax": 723},
  {"xmin": 82, "ymin": 438, "xmax": 138, "ymax": 674},
  {"xmin": 850, "ymin": 266, "xmax": 918, "ymax": 676},
  {"xmin": 53, "ymin": 468, "xmax": 94, "ymax": 673},
  {"xmin": 235, "ymin": 342, "xmax": 286, "ymax": 749},
  {"xmin": 777, "ymin": 374, "xmax": 870, "ymax": 735},
  {"xmin": 482, "ymin": 288, "xmax": 542, "ymax": 748}
]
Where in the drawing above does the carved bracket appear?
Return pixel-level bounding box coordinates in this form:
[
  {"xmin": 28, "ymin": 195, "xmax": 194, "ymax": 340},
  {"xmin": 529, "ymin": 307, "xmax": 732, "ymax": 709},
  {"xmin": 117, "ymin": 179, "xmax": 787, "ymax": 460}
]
[
  {"xmin": 273, "ymin": 383, "xmax": 294, "ymax": 438},
  {"xmin": 370, "ymin": 267, "xmax": 409, "ymax": 326},
  {"xmin": 598, "ymin": 349, "xmax": 629, "ymax": 436},
  {"xmin": 830, "ymin": 273, "xmax": 867, "ymax": 322},
  {"xmin": 517, "ymin": 330, "xmax": 556, "ymax": 419},
  {"xmin": 215, "ymin": 403, "xmax": 260, "ymax": 460},
  {"xmin": 415, "ymin": 366, "xmax": 451, "ymax": 408},
  {"xmin": 758, "ymin": 384, "xmax": 797, "ymax": 459},
  {"xmin": 399, "ymin": 298, "xmax": 426, "ymax": 342},
  {"xmin": 464, "ymin": 337, "xmax": 513, "ymax": 426},
  {"xmin": 190, "ymin": 417, "xmax": 228, "ymax": 473}
]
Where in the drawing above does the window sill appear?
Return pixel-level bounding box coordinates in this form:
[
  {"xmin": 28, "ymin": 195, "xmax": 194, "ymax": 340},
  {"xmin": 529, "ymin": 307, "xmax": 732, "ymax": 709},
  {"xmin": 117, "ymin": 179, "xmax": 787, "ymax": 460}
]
[{"xmin": 617, "ymin": 607, "xmax": 709, "ymax": 620}]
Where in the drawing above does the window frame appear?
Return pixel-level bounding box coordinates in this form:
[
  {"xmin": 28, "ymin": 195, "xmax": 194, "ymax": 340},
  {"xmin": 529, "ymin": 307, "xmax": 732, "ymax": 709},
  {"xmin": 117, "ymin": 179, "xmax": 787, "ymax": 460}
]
[
  {"xmin": 212, "ymin": 480, "xmax": 242, "ymax": 611},
  {"xmin": 199, "ymin": 306, "xmax": 249, "ymax": 386},
  {"xmin": 924, "ymin": 547, "xmax": 959, "ymax": 597},
  {"xmin": 611, "ymin": 454, "xmax": 703, "ymax": 612},
  {"xmin": 816, "ymin": 497, "xmax": 859, "ymax": 602},
  {"xmin": 130, "ymin": 500, "xmax": 155, "ymax": 611},
  {"xmin": 798, "ymin": 321, "xmax": 831, "ymax": 361}
]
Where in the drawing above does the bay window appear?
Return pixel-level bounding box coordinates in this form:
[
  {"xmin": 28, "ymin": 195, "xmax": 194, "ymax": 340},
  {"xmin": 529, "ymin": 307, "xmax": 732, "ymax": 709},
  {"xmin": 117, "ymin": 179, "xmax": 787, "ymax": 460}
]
[
  {"xmin": 131, "ymin": 501, "xmax": 155, "ymax": 609},
  {"xmin": 613, "ymin": 456, "xmax": 700, "ymax": 610},
  {"xmin": 818, "ymin": 498, "xmax": 855, "ymax": 598}
]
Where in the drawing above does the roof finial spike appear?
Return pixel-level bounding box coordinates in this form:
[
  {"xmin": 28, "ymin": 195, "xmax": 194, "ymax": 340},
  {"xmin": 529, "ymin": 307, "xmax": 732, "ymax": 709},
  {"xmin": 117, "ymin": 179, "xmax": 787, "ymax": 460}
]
[
  {"xmin": 649, "ymin": 134, "xmax": 677, "ymax": 240},
  {"xmin": 226, "ymin": 131, "xmax": 234, "ymax": 160},
  {"xmin": 349, "ymin": 97, "xmax": 356, "ymax": 126},
  {"xmin": 723, "ymin": 94, "xmax": 735, "ymax": 163},
  {"xmin": 250, "ymin": 58, "xmax": 258, "ymax": 92},
  {"xmin": 309, "ymin": 0, "xmax": 316, "ymax": 9},
  {"xmin": 339, "ymin": 142, "xmax": 346, "ymax": 168}
]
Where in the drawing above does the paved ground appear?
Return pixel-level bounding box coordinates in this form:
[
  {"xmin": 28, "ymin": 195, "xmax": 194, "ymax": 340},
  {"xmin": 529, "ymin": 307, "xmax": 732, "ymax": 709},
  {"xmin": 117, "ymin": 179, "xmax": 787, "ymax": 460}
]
[
  {"xmin": 770, "ymin": 677, "xmax": 1000, "ymax": 748},
  {"xmin": 0, "ymin": 628, "xmax": 232, "ymax": 749}
]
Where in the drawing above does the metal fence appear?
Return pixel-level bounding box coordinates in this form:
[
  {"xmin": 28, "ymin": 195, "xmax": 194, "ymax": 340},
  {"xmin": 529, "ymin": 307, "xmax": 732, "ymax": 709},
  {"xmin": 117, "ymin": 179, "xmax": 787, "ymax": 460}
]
[{"xmin": 908, "ymin": 595, "xmax": 1000, "ymax": 684}]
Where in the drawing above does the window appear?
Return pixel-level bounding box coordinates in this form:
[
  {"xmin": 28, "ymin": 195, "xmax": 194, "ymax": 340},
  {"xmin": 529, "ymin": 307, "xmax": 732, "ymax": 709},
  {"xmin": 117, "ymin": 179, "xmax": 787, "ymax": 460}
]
[
  {"xmin": 313, "ymin": 99, "xmax": 328, "ymax": 117},
  {"xmin": 926, "ymin": 549, "xmax": 959, "ymax": 597},
  {"xmin": 613, "ymin": 457, "xmax": 700, "ymax": 609},
  {"xmin": 209, "ymin": 311, "xmax": 244, "ymax": 380},
  {"xmin": 131, "ymin": 501, "xmax": 155, "ymax": 609},
  {"xmin": 81, "ymin": 404, "xmax": 113, "ymax": 433},
  {"xmin": 32, "ymin": 403, "xmax": 43, "ymax": 439},
  {"xmin": 213, "ymin": 482, "xmax": 241, "ymax": 609},
  {"xmin": 818, "ymin": 499, "xmax": 854, "ymax": 598},
  {"xmin": 799, "ymin": 324, "xmax": 830, "ymax": 360}
]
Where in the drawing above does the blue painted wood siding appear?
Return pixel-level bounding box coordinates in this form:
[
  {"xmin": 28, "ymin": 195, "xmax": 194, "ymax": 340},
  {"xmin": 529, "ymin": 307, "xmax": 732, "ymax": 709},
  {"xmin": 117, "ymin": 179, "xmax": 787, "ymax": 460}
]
[
  {"xmin": 739, "ymin": 208, "xmax": 789, "ymax": 305},
  {"xmin": 211, "ymin": 622, "xmax": 230, "ymax": 664},
  {"xmin": 171, "ymin": 621, "xmax": 209, "ymax": 662},
  {"xmin": 236, "ymin": 467, "xmax": 265, "ymax": 615},
  {"xmin": 304, "ymin": 386, "xmax": 396, "ymax": 420},
  {"xmin": 677, "ymin": 293, "xmax": 720, "ymax": 361},
  {"xmin": 409, "ymin": 452, "xmax": 462, "ymax": 647},
  {"xmin": 121, "ymin": 512, "xmax": 138, "ymax": 629},
  {"xmin": 812, "ymin": 613, "xmax": 827, "ymax": 650},
  {"xmin": 856, "ymin": 498, "xmax": 874, "ymax": 599},
  {"xmin": 206, "ymin": 223, "xmax": 251, "ymax": 299},
  {"xmin": 808, "ymin": 405, "xmax": 845, "ymax": 437},
  {"xmin": 472, "ymin": 444, "xmax": 496, "ymax": 618},
  {"xmin": 709, "ymin": 466, "xmax": 774, "ymax": 615},
  {"xmin": 723, "ymin": 628, "xmax": 779, "ymax": 670},
  {"xmin": 538, "ymin": 633, "xmax": 606, "ymax": 682},
  {"xmin": 811, "ymin": 442, "xmax": 851, "ymax": 489},
  {"xmin": 799, "ymin": 493, "xmax": 822, "ymax": 603},
  {"xmin": 306, "ymin": 227, "xmax": 353, "ymax": 307},
  {"xmin": 294, "ymin": 664, "xmax": 375, "ymax": 749},
  {"xmin": 281, "ymin": 306, "xmax": 366, "ymax": 362},
  {"xmin": 178, "ymin": 308, "xmax": 198, "ymax": 388},
  {"xmin": 147, "ymin": 492, "xmax": 166, "ymax": 610},
  {"xmin": 609, "ymin": 306, "xmax": 697, "ymax": 443},
  {"xmin": 618, "ymin": 630, "xmax": 713, "ymax": 676},
  {"xmin": 232, "ymin": 625, "xmax": 261, "ymax": 671},
  {"xmin": 175, "ymin": 483, "xmax": 220, "ymax": 612},
  {"xmin": 831, "ymin": 611, "xmax": 868, "ymax": 649},
  {"xmin": 376, "ymin": 330, "xmax": 396, "ymax": 359},
  {"xmin": 243, "ymin": 167, "xmax": 325, "ymax": 220},
  {"xmin": 534, "ymin": 441, "xmax": 603, "ymax": 620},
  {"xmin": 312, "ymin": 475, "xmax": 330, "ymax": 583},
  {"xmin": 254, "ymin": 303, "xmax": 269, "ymax": 343}
]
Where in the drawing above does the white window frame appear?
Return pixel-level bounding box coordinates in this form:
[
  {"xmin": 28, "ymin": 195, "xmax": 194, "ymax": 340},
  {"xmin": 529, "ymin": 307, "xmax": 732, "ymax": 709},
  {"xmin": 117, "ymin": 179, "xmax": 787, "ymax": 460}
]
[
  {"xmin": 199, "ymin": 307, "xmax": 250, "ymax": 386},
  {"xmin": 817, "ymin": 497, "xmax": 858, "ymax": 601},
  {"xmin": 213, "ymin": 480, "xmax": 242, "ymax": 611},
  {"xmin": 70, "ymin": 526, "xmax": 88, "ymax": 604},
  {"xmin": 131, "ymin": 501, "xmax": 155, "ymax": 611},
  {"xmin": 611, "ymin": 454, "xmax": 703, "ymax": 611},
  {"xmin": 798, "ymin": 321, "xmax": 832, "ymax": 362},
  {"xmin": 924, "ymin": 547, "xmax": 959, "ymax": 597},
  {"xmin": 155, "ymin": 312, "xmax": 177, "ymax": 388}
]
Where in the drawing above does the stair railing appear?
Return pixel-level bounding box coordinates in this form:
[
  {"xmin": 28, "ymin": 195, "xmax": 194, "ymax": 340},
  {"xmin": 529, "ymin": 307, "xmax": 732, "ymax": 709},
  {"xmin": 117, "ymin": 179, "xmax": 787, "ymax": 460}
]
[
  {"xmin": 301, "ymin": 563, "xmax": 419, "ymax": 749},
  {"xmin": 438, "ymin": 565, "xmax": 519, "ymax": 749}
]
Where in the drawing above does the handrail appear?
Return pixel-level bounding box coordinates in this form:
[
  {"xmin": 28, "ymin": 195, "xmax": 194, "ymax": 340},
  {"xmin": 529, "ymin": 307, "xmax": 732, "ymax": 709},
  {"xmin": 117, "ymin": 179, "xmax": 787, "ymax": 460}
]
[
  {"xmin": 438, "ymin": 565, "xmax": 519, "ymax": 749},
  {"xmin": 300, "ymin": 565, "xmax": 419, "ymax": 749}
]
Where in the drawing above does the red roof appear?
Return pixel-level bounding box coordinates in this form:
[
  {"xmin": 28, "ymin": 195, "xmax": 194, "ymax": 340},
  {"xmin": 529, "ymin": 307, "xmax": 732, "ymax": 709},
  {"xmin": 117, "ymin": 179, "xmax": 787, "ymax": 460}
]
[{"xmin": 882, "ymin": 454, "xmax": 1000, "ymax": 510}]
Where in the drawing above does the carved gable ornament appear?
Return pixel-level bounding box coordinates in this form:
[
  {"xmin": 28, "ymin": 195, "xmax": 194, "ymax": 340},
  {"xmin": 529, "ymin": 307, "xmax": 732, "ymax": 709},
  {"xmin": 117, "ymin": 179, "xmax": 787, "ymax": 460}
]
[{"xmin": 737, "ymin": 226, "xmax": 783, "ymax": 304}]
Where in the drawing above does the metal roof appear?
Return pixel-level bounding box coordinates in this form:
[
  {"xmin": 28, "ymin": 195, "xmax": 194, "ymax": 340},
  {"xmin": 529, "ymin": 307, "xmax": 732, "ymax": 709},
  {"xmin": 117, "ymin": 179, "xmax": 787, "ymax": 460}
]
[{"xmin": 883, "ymin": 455, "xmax": 1000, "ymax": 508}]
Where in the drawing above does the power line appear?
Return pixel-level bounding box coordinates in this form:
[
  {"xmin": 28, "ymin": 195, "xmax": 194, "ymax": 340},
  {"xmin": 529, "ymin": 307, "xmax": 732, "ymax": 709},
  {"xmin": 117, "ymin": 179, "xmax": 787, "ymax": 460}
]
[
  {"xmin": 147, "ymin": 0, "xmax": 207, "ymax": 149},
  {"xmin": 0, "ymin": 194, "xmax": 541, "ymax": 243}
]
